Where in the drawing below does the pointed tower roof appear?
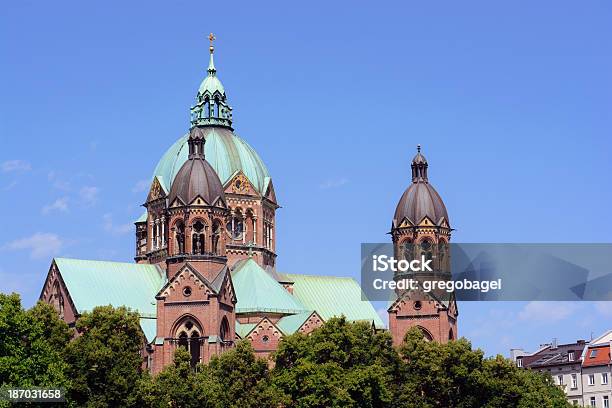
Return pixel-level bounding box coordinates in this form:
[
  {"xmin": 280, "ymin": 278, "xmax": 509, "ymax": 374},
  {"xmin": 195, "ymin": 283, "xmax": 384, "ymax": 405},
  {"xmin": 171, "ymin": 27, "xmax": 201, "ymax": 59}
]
[
  {"xmin": 168, "ymin": 127, "xmax": 225, "ymax": 206},
  {"xmin": 394, "ymin": 145, "xmax": 450, "ymax": 227},
  {"xmin": 191, "ymin": 33, "xmax": 233, "ymax": 128}
]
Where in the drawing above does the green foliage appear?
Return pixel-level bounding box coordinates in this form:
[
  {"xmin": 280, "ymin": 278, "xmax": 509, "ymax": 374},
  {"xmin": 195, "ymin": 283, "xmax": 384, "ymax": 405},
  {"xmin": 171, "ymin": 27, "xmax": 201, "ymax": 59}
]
[
  {"xmin": 0, "ymin": 294, "xmax": 71, "ymax": 389},
  {"xmin": 272, "ymin": 316, "xmax": 396, "ymax": 408},
  {"xmin": 0, "ymin": 300, "xmax": 572, "ymax": 408},
  {"xmin": 396, "ymin": 327, "xmax": 571, "ymax": 408},
  {"xmin": 64, "ymin": 305, "xmax": 144, "ymax": 407}
]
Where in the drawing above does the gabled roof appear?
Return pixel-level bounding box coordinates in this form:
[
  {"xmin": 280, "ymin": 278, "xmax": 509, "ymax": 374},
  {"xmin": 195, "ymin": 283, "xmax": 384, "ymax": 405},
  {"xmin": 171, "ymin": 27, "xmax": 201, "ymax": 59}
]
[
  {"xmin": 583, "ymin": 344, "xmax": 611, "ymax": 367},
  {"xmin": 231, "ymin": 258, "xmax": 306, "ymax": 314},
  {"xmin": 277, "ymin": 311, "xmax": 315, "ymax": 335},
  {"xmin": 521, "ymin": 341, "xmax": 587, "ymax": 368},
  {"xmin": 53, "ymin": 258, "xmax": 165, "ymax": 317},
  {"xmin": 282, "ymin": 273, "xmax": 384, "ymax": 329},
  {"xmin": 235, "ymin": 321, "xmax": 256, "ymax": 339}
]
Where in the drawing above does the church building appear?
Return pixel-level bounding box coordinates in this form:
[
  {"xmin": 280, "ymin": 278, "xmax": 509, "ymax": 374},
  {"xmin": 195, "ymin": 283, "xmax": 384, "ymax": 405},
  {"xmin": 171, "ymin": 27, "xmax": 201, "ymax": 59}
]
[{"xmin": 39, "ymin": 35, "xmax": 456, "ymax": 372}]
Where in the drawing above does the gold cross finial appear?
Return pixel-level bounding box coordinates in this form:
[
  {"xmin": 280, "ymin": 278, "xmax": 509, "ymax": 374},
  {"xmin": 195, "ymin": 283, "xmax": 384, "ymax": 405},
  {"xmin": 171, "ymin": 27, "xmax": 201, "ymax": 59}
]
[{"xmin": 208, "ymin": 33, "xmax": 216, "ymax": 53}]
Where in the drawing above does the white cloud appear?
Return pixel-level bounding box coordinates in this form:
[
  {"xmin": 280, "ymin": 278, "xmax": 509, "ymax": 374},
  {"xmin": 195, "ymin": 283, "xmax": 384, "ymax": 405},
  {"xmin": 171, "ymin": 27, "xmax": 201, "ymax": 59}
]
[
  {"xmin": 319, "ymin": 177, "xmax": 348, "ymax": 189},
  {"xmin": 518, "ymin": 301, "xmax": 579, "ymax": 323},
  {"xmin": 80, "ymin": 186, "xmax": 99, "ymax": 205},
  {"xmin": 1, "ymin": 160, "xmax": 31, "ymax": 173},
  {"xmin": 103, "ymin": 213, "xmax": 133, "ymax": 235},
  {"xmin": 132, "ymin": 179, "xmax": 150, "ymax": 193},
  {"xmin": 42, "ymin": 197, "xmax": 69, "ymax": 215},
  {"xmin": 47, "ymin": 171, "xmax": 71, "ymax": 191},
  {"xmin": 2, "ymin": 233, "xmax": 63, "ymax": 259}
]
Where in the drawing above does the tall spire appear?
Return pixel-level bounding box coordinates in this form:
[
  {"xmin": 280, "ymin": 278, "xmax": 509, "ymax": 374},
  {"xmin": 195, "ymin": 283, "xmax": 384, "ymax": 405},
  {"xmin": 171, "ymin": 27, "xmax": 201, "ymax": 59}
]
[
  {"xmin": 190, "ymin": 33, "xmax": 233, "ymax": 129},
  {"xmin": 207, "ymin": 33, "xmax": 216, "ymax": 75}
]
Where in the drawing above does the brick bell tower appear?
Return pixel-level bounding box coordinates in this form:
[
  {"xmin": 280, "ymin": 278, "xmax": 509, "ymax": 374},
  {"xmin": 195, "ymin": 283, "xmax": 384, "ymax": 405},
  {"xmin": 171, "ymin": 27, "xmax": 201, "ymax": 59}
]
[
  {"xmin": 388, "ymin": 145, "xmax": 457, "ymax": 345},
  {"xmin": 151, "ymin": 126, "xmax": 236, "ymax": 374}
]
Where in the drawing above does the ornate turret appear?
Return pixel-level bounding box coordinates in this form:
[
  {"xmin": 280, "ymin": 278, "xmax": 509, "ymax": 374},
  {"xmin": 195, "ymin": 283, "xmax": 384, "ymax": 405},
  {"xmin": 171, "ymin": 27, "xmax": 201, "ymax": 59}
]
[
  {"xmin": 190, "ymin": 33, "xmax": 233, "ymax": 129},
  {"xmin": 388, "ymin": 146, "xmax": 457, "ymax": 345}
]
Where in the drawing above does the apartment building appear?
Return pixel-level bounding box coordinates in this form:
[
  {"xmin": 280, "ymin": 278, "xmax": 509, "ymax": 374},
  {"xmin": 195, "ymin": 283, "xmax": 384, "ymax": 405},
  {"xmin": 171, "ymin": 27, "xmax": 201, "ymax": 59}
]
[
  {"xmin": 582, "ymin": 332, "xmax": 612, "ymax": 408},
  {"xmin": 511, "ymin": 338, "xmax": 587, "ymax": 405}
]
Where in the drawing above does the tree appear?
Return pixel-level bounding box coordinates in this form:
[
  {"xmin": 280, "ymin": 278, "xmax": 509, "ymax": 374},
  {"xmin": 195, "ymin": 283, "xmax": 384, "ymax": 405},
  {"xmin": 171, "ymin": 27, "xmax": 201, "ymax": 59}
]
[
  {"xmin": 272, "ymin": 316, "xmax": 395, "ymax": 408},
  {"xmin": 397, "ymin": 327, "xmax": 571, "ymax": 408},
  {"xmin": 203, "ymin": 340, "xmax": 284, "ymax": 408},
  {"xmin": 0, "ymin": 294, "xmax": 71, "ymax": 389},
  {"xmin": 64, "ymin": 305, "xmax": 144, "ymax": 407}
]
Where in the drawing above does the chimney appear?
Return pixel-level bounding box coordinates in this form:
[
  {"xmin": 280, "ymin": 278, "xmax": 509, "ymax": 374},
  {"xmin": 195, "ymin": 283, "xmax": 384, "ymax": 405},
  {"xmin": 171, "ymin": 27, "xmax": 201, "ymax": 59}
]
[{"xmin": 551, "ymin": 338, "xmax": 558, "ymax": 350}]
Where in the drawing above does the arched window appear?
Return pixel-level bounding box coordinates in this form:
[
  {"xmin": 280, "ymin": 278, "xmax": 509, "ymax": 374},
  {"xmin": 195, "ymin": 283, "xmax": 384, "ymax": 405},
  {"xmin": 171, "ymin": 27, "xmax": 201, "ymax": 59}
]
[
  {"xmin": 204, "ymin": 98, "xmax": 210, "ymax": 118},
  {"xmin": 226, "ymin": 212, "xmax": 244, "ymax": 241},
  {"xmin": 175, "ymin": 221, "xmax": 185, "ymax": 254},
  {"xmin": 192, "ymin": 221, "xmax": 206, "ymax": 255},
  {"xmin": 420, "ymin": 239, "xmax": 433, "ymax": 262},
  {"xmin": 211, "ymin": 221, "xmax": 221, "ymax": 255},
  {"xmin": 416, "ymin": 326, "xmax": 433, "ymax": 342},
  {"xmin": 175, "ymin": 317, "xmax": 202, "ymax": 368},
  {"xmin": 438, "ymin": 240, "xmax": 448, "ymax": 272},
  {"xmin": 449, "ymin": 328, "xmax": 454, "ymax": 341},
  {"xmin": 214, "ymin": 97, "xmax": 220, "ymax": 117},
  {"xmin": 401, "ymin": 239, "xmax": 413, "ymax": 261},
  {"xmin": 220, "ymin": 316, "xmax": 230, "ymax": 344}
]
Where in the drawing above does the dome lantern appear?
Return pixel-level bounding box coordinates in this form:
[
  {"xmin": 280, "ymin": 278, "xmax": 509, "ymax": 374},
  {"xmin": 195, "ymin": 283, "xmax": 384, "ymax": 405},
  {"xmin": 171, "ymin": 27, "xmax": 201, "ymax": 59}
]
[
  {"xmin": 190, "ymin": 33, "xmax": 233, "ymax": 129},
  {"xmin": 411, "ymin": 144, "xmax": 429, "ymax": 183},
  {"xmin": 394, "ymin": 145, "xmax": 449, "ymax": 228}
]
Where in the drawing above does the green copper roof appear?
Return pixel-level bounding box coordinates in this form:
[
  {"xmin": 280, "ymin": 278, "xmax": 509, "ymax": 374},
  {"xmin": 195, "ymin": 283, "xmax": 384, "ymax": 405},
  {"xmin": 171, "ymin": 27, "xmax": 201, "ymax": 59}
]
[
  {"xmin": 140, "ymin": 317, "xmax": 157, "ymax": 343},
  {"xmin": 283, "ymin": 273, "xmax": 384, "ymax": 330},
  {"xmin": 231, "ymin": 259, "xmax": 306, "ymax": 314},
  {"xmin": 54, "ymin": 258, "xmax": 165, "ymax": 318},
  {"xmin": 235, "ymin": 321, "xmax": 256, "ymax": 338},
  {"xmin": 277, "ymin": 311, "xmax": 315, "ymax": 335},
  {"xmin": 198, "ymin": 51, "xmax": 225, "ymax": 96},
  {"xmin": 135, "ymin": 211, "xmax": 147, "ymax": 223},
  {"xmin": 153, "ymin": 127, "xmax": 271, "ymax": 195}
]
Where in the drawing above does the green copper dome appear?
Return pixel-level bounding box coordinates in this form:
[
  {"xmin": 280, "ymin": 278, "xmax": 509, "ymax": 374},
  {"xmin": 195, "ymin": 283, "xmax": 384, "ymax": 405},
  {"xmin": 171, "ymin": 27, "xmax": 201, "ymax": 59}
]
[
  {"xmin": 153, "ymin": 127, "xmax": 271, "ymax": 195},
  {"xmin": 154, "ymin": 39, "xmax": 270, "ymax": 197}
]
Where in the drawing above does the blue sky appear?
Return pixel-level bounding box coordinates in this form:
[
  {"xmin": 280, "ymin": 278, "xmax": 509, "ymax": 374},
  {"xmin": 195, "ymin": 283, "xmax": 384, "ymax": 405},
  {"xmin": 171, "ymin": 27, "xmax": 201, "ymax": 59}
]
[{"xmin": 1, "ymin": 1, "xmax": 611, "ymax": 357}]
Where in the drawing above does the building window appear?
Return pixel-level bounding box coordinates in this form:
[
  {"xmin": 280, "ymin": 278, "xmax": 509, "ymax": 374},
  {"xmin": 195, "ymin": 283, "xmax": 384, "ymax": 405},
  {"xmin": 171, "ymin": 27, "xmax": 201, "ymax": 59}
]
[
  {"xmin": 420, "ymin": 239, "xmax": 433, "ymax": 261},
  {"xmin": 175, "ymin": 221, "xmax": 185, "ymax": 254},
  {"xmin": 211, "ymin": 221, "xmax": 221, "ymax": 255},
  {"xmin": 603, "ymin": 372, "xmax": 609, "ymax": 385},
  {"xmin": 604, "ymin": 396, "xmax": 610, "ymax": 408},
  {"xmin": 175, "ymin": 317, "xmax": 202, "ymax": 368},
  {"xmin": 557, "ymin": 375, "xmax": 563, "ymax": 385},
  {"xmin": 591, "ymin": 397, "xmax": 596, "ymax": 407},
  {"xmin": 516, "ymin": 357, "xmax": 523, "ymax": 368},
  {"xmin": 192, "ymin": 221, "xmax": 206, "ymax": 254},
  {"xmin": 568, "ymin": 351, "xmax": 575, "ymax": 361},
  {"xmin": 571, "ymin": 373, "xmax": 577, "ymax": 389},
  {"xmin": 589, "ymin": 374, "xmax": 596, "ymax": 385},
  {"xmin": 227, "ymin": 215, "xmax": 244, "ymax": 240},
  {"xmin": 262, "ymin": 335, "xmax": 270, "ymax": 344},
  {"xmin": 591, "ymin": 349, "xmax": 598, "ymax": 358},
  {"xmin": 220, "ymin": 317, "xmax": 230, "ymax": 345}
]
